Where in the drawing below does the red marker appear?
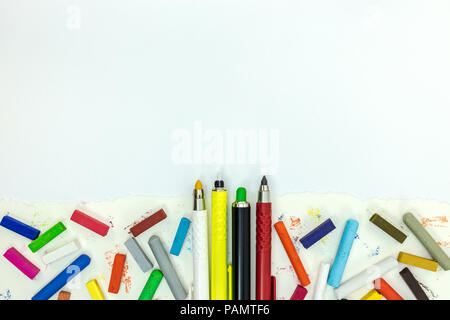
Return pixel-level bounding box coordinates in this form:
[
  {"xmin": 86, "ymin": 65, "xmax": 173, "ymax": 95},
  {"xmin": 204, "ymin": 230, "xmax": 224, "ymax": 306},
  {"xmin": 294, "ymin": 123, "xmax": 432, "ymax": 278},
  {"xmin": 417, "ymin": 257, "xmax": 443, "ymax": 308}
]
[{"xmin": 256, "ymin": 176, "xmax": 272, "ymax": 300}]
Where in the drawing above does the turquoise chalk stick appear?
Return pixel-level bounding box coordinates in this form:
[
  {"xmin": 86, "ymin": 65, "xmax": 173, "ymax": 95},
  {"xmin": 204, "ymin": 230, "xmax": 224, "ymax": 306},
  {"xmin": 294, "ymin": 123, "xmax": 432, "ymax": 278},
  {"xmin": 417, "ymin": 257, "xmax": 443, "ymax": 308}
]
[
  {"xmin": 170, "ymin": 217, "xmax": 191, "ymax": 256},
  {"xmin": 328, "ymin": 219, "xmax": 359, "ymax": 288}
]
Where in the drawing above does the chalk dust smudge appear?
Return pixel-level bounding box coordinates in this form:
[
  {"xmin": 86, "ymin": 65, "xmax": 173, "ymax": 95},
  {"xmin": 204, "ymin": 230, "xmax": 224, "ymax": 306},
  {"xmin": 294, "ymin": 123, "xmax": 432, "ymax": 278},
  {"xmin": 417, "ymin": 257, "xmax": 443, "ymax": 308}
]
[
  {"xmin": 0, "ymin": 289, "xmax": 12, "ymax": 300},
  {"xmin": 30, "ymin": 212, "xmax": 52, "ymax": 229},
  {"xmin": 105, "ymin": 245, "xmax": 132, "ymax": 293},
  {"xmin": 419, "ymin": 282, "xmax": 438, "ymax": 299},
  {"xmin": 287, "ymin": 216, "xmax": 301, "ymax": 232},
  {"xmin": 437, "ymin": 241, "xmax": 450, "ymax": 248},
  {"xmin": 421, "ymin": 216, "xmax": 448, "ymax": 228}
]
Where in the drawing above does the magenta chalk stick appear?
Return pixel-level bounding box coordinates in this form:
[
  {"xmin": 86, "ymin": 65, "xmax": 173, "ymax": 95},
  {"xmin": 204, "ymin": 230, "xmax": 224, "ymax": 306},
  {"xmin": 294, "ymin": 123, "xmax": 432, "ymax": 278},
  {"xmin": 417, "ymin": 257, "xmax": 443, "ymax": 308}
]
[
  {"xmin": 290, "ymin": 285, "xmax": 308, "ymax": 300},
  {"xmin": 3, "ymin": 247, "xmax": 40, "ymax": 279}
]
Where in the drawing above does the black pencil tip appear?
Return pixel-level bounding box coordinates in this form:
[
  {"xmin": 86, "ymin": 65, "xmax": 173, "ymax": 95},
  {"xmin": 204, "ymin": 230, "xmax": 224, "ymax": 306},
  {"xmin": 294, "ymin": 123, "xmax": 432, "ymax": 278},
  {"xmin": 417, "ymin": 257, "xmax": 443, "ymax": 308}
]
[{"xmin": 261, "ymin": 175, "xmax": 268, "ymax": 185}]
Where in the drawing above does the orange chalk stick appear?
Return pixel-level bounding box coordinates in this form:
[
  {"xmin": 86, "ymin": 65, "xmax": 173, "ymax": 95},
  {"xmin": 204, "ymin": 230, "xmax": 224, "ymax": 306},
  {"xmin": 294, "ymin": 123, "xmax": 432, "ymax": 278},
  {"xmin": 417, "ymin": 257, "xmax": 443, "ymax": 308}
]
[
  {"xmin": 374, "ymin": 278, "xmax": 403, "ymax": 300},
  {"xmin": 57, "ymin": 290, "xmax": 71, "ymax": 300},
  {"xmin": 274, "ymin": 221, "xmax": 310, "ymax": 286},
  {"xmin": 108, "ymin": 253, "xmax": 126, "ymax": 294}
]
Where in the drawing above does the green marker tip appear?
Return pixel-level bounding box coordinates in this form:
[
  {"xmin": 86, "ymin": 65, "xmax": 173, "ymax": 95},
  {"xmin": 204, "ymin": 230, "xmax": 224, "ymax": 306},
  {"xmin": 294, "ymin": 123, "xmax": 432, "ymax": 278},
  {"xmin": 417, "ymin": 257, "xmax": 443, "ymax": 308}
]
[{"xmin": 236, "ymin": 187, "xmax": 247, "ymax": 202}]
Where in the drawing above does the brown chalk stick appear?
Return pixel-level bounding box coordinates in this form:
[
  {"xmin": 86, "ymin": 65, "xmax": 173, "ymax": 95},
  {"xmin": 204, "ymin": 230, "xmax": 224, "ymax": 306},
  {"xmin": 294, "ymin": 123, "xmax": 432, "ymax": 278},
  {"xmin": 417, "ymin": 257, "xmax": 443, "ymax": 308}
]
[
  {"xmin": 130, "ymin": 209, "xmax": 167, "ymax": 237},
  {"xmin": 399, "ymin": 267, "xmax": 429, "ymax": 300},
  {"xmin": 57, "ymin": 290, "xmax": 71, "ymax": 300}
]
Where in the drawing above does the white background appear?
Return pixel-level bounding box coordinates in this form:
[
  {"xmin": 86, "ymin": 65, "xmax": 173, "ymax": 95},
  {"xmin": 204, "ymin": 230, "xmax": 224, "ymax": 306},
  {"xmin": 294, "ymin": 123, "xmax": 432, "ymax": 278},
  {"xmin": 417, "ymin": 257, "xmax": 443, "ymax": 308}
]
[{"xmin": 1, "ymin": 0, "xmax": 450, "ymax": 202}]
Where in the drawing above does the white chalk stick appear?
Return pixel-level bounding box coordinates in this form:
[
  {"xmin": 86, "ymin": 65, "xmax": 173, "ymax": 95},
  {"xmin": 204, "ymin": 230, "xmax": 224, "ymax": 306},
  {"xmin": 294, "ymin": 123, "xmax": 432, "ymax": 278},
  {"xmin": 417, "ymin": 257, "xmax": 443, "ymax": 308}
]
[
  {"xmin": 334, "ymin": 257, "xmax": 398, "ymax": 300},
  {"xmin": 313, "ymin": 262, "xmax": 330, "ymax": 300},
  {"xmin": 42, "ymin": 240, "xmax": 81, "ymax": 264}
]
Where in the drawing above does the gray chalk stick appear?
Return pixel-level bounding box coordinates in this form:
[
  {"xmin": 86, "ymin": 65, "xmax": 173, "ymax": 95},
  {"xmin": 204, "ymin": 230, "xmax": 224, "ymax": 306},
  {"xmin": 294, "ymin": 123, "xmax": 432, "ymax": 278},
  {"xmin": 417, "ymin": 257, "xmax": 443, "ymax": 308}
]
[
  {"xmin": 124, "ymin": 237, "xmax": 153, "ymax": 272},
  {"xmin": 148, "ymin": 235, "xmax": 187, "ymax": 300}
]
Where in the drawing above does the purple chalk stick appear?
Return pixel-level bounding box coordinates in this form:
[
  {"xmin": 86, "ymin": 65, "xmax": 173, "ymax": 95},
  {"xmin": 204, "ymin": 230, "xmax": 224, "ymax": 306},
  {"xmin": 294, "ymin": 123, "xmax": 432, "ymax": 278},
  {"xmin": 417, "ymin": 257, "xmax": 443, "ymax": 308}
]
[
  {"xmin": 3, "ymin": 247, "xmax": 40, "ymax": 279},
  {"xmin": 290, "ymin": 285, "xmax": 308, "ymax": 300}
]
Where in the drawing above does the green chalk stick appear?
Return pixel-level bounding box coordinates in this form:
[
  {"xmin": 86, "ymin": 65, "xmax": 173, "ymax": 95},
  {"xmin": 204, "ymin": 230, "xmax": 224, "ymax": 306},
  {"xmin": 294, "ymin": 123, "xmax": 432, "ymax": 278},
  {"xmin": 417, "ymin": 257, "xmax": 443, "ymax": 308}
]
[
  {"xmin": 403, "ymin": 212, "xmax": 450, "ymax": 270},
  {"xmin": 28, "ymin": 222, "xmax": 67, "ymax": 253},
  {"xmin": 370, "ymin": 213, "xmax": 407, "ymax": 243},
  {"xmin": 139, "ymin": 269, "xmax": 163, "ymax": 300}
]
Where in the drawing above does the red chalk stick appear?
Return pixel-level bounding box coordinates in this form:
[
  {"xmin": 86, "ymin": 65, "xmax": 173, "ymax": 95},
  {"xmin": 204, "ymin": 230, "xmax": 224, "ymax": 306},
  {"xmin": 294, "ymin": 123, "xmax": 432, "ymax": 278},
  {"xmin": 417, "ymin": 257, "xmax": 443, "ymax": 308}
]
[
  {"xmin": 108, "ymin": 253, "xmax": 126, "ymax": 294},
  {"xmin": 130, "ymin": 209, "xmax": 167, "ymax": 237},
  {"xmin": 58, "ymin": 290, "xmax": 71, "ymax": 300},
  {"xmin": 290, "ymin": 285, "xmax": 308, "ymax": 300},
  {"xmin": 374, "ymin": 278, "xmax": 403, "ymax": 300},
  {"xmin": 70, "ymin": 210, "xmax": 109, "ymax": 237}
]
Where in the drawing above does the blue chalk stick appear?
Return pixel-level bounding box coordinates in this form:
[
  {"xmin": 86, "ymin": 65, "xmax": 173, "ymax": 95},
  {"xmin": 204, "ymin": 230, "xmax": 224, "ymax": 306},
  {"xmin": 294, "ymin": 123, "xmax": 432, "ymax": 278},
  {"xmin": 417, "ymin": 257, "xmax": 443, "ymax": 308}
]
[
  {"xmin": 31, "ymin": 254, "xmax": 91, "ymax": 300},
  {"xmin": 300, "ymin": 218, "xmax": 336, "ymax": 249},
  {"xmin": 170, "ymin": 217, "xmax": 191, "ymax": 256},
  {"xmin": 327, "ymin": 219, "xmax": 359, "ymax": 288},
  {"xmin": 0, "ymin": 215, "xmax": 40, "ymax": 240}
]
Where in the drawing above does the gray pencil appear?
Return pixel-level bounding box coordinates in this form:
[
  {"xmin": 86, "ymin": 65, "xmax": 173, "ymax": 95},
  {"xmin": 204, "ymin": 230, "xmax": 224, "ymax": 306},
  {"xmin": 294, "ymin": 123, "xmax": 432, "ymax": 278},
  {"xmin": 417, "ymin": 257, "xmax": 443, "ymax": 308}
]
[{"xmin": 148, "ymin": 235, "xmax": 187, "ymax": 300}]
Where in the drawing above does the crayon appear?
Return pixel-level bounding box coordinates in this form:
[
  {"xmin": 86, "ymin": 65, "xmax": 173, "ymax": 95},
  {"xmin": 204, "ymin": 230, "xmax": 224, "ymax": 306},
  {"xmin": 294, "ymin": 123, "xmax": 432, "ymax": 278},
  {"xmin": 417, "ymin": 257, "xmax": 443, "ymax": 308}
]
[
  {"xmin": 274, "ymin": 221, "xmax": 310, "ymax": 286},
  {"xmin": 300, "ymin": 218, "xmax": 336, "ymax": 249},
  {"xmin": 334, "ymin": 257, "xmax": 398, "ymax": 300},
  {"xmin": 148, "ymin": 235, "xmax": 187, "ymax": 300},
  {"xmin": 361, "ymin": 289, "xmax": 383, "ymax": 300},
  {"xmin": 108, "ymin": 253, "xmax": 126, "ymax": 293},
  {"xmin": 403, "ymin": 212, "xmax": 450, "ymax": 270},
  {"xmin": 70, "ymin": 210, "xmax": 109, "ymax": 237},
  {"xmin": 57, "ymin": 291, "xmax": 71, "ymax": 300},
  {"xmin": 327, "ymin": 219, "xmax": 359, "ymax": 287},
  {"xmin": 290, "ymin": 285, "xmax": 308, "ymax": 300},
  {"xmin": 0, "ymin": 215, "xmax": 40, "ymax": 240},
  {"xmin": 397, "ymin": 251, "xmax": 438, "ymax": 272},
  {"xmin": 399, "ymin": 267, "xmax": 429, "ymax": 300},
  {"xmin": 86, "ymin": 279, "xmax": 105, "ymax": 300},
  {"xmin": 42, "ymin": 240, "xmax": 81, "ymax": 264},
  {"xmin": 3, "ymin": 247, "xmax": 40, "ymax": 279},
  {"xmin": 170, "ymin": 217, "xmax": 191, "ymax": 256},
  {"xmin": 32, "ymin": 254, "xmax": 91, "ymax": 300},
  {"xmin": 124, "ymin": 237, "xmax": 153, "ymax": 272},
  {"xmin": 28, "ymin": 222, "xmax": 66, "ymax": 253},
  {"xmin": 130, "ymin": 209, "xmax": 167, "ymax": 237},
  {"xmin": 313, "ymin": 262, "xmax": 330, "ymax": 300},
  {"xmin": 369, "ymin": 213, "xmax": 407, "ymax": 243},
  {"xmin": 374, "ymin": 278, "xmax": 403, "ymax": 300},
  {"xmin": 139, "ymin": 269, "xmax": 163, "ymax": 300}
]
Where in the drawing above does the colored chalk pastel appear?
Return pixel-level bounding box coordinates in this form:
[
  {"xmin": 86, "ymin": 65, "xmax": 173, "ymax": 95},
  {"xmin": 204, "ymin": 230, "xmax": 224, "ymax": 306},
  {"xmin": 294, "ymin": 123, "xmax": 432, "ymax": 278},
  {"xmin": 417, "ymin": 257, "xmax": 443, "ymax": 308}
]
[
  {"xmin": 170, "ymin": 217, "xmax": 191, "ymax": 256},
  {"xmin": 108, "ymin": 253, "xmax": 126, "ymax": 294},
  {"xmin": 361, "ymin": 289, "xmax": 383, "ymax": 300},
  {"xmin": 130, "ymin": 209, "xmax": 167, "ymax": 237},
  {"xmin": 290, "ymin": 285, "xmax": 308, "ymax": 300},
  {"xmin": 42, "ymin": 240, "xmax": 81, "ymax": 264},
  {"xmin": 0, "ymin": 215, "xmax": 40, "ymax": 240},
  {"xmin": 327, "ymin": 219, "xmax": 359, "ymax": 288},
  {"xmin": 57, "ymin": 291, "xmax": 71, "ymax": 300},
  {"xmin": 70, "ymin": 210, "xmax": 109, "ymax": 237},
  {"xmin": 369, "ymin": 213, "xmax": 407, "ymax": 243},
  {"xmin": 300, "ymin": 218, "xmax": 336, "ymax": 249},
  {"xmin": 334, "ymin": 257, "xmax": 398, "ymax": 300},
  {"xmin": 139, "ymin": 269, "xmax": 164, "ymax": 300},
  {"xmin": 32, "ymin": 254, "xmax": 91, "ymax": 300},
  {"xmin": 28, "ymin": 222, "xmax": 66, "ymax": 253},
  {"xmin": 374, "ymin": 278, "xmax": 403, "ymax": 300},
  {"xmin": 124, "ymin": 237, "xmax": 153, "ymax": 272},
  {"xmin": 86, "ymin": 279, "xmax": 105, "ymax": 300},
  {"xmin": 148, "ymin": 235, "xmax": 187, "ymax": 300},
  {"xmin": 403, "ymin": 212, "xmax": 450, "ymax": 270},
  {"xmin": 397, "ymin": 251, "xmax": 438, "ymax": 272},
  {"xmin": 3, "ymin": 247, "xmax": 40, "ymax": 279},
  {"xmin": 399, "ymin": 267, "xmax": 429, "ymax": 300},
  {"xmin": 313, "ymin": 262, "xmax": 330, "ymax": 300},
  {"xmin": 271, "ymin": 276, "xmax": 276, "ymax": 300}
]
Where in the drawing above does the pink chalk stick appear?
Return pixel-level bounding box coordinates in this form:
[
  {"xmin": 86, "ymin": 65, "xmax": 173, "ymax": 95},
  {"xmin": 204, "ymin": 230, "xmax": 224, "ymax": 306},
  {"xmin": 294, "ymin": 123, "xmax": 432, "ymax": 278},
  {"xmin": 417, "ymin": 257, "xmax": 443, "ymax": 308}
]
[
  {"xmin": 70, "ymin": 210, "xmax": 109, "ymax": 236},
  {"xmin": 3, "ymin": 247, "xmax": 40, "ymax": 279},
  {"xmin": 290, "ymin": 285, "xmax": 308, "ymax": 300}
]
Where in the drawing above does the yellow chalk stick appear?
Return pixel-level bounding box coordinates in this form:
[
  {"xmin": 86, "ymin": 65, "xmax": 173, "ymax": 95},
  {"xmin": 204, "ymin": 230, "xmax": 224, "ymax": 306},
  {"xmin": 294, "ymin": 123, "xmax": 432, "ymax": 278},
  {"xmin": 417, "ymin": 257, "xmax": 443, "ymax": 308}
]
[
  {"xmin": 397, "ymin": 251, "xmax": 438, "ymax": 272},
  {"xmin": 361, "ymin": 289, "xmax": 383, "ymax": 300},
  {"xmin": 86, "ymin": 279, "xmax": 105, "ymax": 300}
]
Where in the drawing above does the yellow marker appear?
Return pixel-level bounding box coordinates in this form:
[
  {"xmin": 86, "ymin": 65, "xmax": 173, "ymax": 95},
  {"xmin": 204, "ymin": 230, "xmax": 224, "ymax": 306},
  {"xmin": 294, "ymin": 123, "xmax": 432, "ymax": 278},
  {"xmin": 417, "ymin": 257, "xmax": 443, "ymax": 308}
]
[
  {"xmin": 86, "ymin": 279, "xmax": 105, "ymax": 300},
  {"xmin": 211, "ymin": 175, "xmax": 228, "ymax": 300},
  {"xmin": 227, "ymin": 264, "xmax": 233, "ymax": 300},
  {"xmin": 361, "ymin": 289, "xmax": 383, "ymax": 300},
  {"xmin": 398, "ymin": 251, "xmax": 439, "ymax": 271}
]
